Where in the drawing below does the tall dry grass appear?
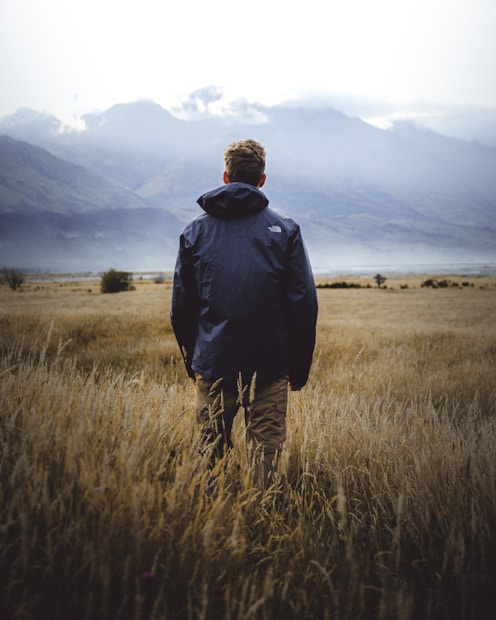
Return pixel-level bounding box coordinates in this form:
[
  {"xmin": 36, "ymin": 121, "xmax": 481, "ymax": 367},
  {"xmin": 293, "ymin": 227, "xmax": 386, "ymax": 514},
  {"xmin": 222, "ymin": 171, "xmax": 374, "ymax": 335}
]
[{"xmin": 1, "ymin": 275, "xmax": 496, "ymax": 619}]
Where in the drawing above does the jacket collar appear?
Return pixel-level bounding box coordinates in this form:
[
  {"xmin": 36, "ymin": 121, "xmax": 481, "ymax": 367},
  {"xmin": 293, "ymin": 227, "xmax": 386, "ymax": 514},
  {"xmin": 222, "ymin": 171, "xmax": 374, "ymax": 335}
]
[{"xmin": 197, "ymin": 182, "xmax": 269, "ymax": 218}]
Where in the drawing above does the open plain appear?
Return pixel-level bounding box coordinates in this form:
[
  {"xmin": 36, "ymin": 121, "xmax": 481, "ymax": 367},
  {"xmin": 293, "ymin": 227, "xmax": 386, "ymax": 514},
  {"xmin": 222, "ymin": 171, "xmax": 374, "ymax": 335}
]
[{"xmin": 1, "ymin": 272, "xmax": 495, "ymax": 619}]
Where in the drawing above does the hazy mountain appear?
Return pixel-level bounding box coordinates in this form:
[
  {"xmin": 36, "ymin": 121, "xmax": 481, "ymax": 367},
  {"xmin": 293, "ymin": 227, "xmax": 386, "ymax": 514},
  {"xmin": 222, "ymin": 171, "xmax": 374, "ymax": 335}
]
[
  {"xmin": 0, "ymin": 108, "xmax": 63, "ymax": 143},
  {"xmin": 0, "ymin": 102, "xmax": 186, "ymax": 190},
  {"xmin": 0, "ymin": 135, "xmax": 182, "ymax": 271},
  {"xmin": 0, "ymin": 135, "xmax": 153, "ymax": 213},
  {"xmin": 1, "ymin": 99, "xmax": 495, "ymax": 273},
  {"xmin": 0, "ymin": 207, "xmax": 182, "ymax": 273}
]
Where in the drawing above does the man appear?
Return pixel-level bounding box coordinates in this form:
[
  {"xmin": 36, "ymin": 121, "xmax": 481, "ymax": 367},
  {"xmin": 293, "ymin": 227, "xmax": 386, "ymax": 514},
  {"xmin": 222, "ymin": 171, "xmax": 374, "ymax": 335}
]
[{"xmin": 171, "ymin": 139, "xmax": 317, "ymax": 486}]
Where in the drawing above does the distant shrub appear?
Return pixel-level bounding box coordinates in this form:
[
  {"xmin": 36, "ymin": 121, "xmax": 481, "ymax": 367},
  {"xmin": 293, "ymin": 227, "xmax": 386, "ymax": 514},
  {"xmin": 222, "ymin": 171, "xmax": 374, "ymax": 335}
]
[
  {"xmin": 1, "ymin": 266, "xmax": 25, "ymax": 291},
  {"xmin": 421, "ymin": 278, "xmax": 468, "ymax": 289},
  {"xmin": 374, "ymin": 273, "xmax": 387, "ymax": 288},
  {"xmin": 421, "ymin": 279, "xmax": 436, "ymax": 288},
  {"xmin": 100, "ymin": 269, "xmax": 134, "ymax": 293},
  {"xmin": 316, "ymin": 281, "xmax": 363, "ymax": 289}
]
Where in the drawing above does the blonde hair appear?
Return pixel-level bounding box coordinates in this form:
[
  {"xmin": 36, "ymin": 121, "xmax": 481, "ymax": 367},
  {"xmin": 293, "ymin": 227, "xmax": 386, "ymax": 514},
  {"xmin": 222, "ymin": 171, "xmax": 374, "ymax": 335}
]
[{"xmin": 224, "ymin": 139, "xmax": 266, "ymax": 186}]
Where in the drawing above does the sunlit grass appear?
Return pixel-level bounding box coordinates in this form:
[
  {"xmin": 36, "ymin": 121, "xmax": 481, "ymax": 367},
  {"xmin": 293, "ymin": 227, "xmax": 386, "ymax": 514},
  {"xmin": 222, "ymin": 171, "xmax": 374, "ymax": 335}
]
[{"xmin": 1, "ymin": 274, "xmax": 496, "ymax": 619}]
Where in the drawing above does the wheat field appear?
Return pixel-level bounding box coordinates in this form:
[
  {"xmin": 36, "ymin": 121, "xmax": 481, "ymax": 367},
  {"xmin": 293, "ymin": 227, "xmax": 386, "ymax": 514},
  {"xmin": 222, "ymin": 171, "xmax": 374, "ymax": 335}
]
[{"xmin": 1, "ymin": 273, "xmax": 496, "ymax": 619}]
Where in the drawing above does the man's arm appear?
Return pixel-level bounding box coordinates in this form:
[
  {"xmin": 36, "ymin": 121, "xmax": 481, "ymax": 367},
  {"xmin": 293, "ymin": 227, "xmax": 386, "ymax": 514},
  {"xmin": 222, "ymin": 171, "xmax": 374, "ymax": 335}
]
[
  {"xmin": 170, "ymin": 234, "xmax": 199, "ymax": 379},
  {"xmin": 284, "ymin": 226, "xmax": 318, "ymax": 389}
]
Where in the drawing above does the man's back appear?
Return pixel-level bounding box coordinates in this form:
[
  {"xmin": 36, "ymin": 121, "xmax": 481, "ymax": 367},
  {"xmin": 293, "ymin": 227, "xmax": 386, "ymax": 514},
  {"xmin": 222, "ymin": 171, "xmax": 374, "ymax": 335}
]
[{"xmin": 171, "ymin": 182, "xmax": 317, "ymax": 387}]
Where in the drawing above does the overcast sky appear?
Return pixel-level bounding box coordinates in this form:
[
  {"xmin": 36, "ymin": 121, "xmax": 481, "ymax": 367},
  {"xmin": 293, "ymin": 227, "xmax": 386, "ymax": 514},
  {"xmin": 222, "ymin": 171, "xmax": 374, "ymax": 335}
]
[{"xmin": 1, "ymin": 0, "xmax": 496, "ymax": 140}]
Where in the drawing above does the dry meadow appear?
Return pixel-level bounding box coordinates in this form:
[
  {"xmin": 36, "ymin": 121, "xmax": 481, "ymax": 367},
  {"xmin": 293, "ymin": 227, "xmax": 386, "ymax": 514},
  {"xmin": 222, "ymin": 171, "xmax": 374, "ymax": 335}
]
[{"xmin": 1, "ymin": 272, "xmax": 496, "ymax": 619}]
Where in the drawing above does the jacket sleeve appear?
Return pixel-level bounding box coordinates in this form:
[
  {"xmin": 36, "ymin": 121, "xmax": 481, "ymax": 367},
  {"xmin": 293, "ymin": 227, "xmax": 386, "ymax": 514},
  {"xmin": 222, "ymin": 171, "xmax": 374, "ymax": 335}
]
[
  {"xmin": 170, "ymin": 233, "xmax": 199, "ymax": 379},
  {"xmin": 284, "ymin": 226, "xmax": 318, "ymax": 388}
]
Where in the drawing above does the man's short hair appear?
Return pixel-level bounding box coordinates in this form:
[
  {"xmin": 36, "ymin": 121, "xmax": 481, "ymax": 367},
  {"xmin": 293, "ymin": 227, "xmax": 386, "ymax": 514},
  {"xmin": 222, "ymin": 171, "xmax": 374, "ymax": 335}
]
[{"xmin": 224, "ymin": 139, "xmax": 266, "ymax": 186}]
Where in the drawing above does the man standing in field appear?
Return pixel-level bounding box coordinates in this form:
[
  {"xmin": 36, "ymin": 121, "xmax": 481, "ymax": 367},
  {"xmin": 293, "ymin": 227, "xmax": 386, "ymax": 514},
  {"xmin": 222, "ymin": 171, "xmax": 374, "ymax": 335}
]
[{"xmin": 171, "ymin": 139, "xmax": 317, "ymax": 487}]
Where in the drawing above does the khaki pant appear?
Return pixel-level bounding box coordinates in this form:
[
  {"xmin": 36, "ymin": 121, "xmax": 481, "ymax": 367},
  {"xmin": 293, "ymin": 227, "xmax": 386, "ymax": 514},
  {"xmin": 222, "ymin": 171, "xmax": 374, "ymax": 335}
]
[{"xmin": 195, "ymin": 374, "xmax": 288, "ymax": 486}]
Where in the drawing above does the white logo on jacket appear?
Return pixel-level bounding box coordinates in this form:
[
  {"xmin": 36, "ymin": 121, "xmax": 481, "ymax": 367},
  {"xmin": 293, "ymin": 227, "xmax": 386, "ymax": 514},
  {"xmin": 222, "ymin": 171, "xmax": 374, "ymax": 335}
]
[{"xmin": 268, "ymin": 225, "xmax": 282, "ymax": 233}]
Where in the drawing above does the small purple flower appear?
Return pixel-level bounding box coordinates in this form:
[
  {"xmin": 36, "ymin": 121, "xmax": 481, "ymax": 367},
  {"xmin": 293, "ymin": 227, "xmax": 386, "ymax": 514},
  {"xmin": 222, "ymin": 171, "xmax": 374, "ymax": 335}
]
[{"xmin": 141, "ymin": 571, "xmax": 156, "ymax": 585}]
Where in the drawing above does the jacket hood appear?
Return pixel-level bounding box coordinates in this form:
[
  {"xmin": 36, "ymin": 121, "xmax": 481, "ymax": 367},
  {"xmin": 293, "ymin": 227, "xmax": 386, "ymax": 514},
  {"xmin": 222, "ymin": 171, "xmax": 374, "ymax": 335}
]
[{"xmin": 197, "ymin": 182, "xmax": 269, "ymax": 218}]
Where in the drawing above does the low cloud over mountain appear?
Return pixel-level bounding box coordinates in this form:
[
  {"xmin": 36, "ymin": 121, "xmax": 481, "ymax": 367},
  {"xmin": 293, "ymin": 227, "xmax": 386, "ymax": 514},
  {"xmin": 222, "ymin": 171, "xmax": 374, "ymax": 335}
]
[{"xmin": 1, "ymin": 97, "xmax": 495, "ymax": 273}]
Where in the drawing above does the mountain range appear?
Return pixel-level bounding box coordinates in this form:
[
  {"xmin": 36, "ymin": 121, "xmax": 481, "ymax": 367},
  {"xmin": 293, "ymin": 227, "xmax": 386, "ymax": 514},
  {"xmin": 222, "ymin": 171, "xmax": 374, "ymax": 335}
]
[{"xmin": 1, "ymin": 99, "xmax": 495, "ymax": 273}]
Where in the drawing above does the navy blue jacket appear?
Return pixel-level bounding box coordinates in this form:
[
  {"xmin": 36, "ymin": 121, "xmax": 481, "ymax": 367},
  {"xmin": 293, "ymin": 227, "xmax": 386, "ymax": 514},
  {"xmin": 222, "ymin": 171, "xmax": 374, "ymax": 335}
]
[{"xmin": 171, "ymin": 182, "xmax": 317, "ymax": 387}]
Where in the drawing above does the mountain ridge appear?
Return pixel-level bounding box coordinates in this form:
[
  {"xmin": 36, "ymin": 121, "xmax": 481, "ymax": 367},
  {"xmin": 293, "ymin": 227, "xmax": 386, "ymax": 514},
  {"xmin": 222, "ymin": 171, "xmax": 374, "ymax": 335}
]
[
  {"xmin": 1, "ymin": 100, "xmax": 495, "ymax": 272},
  {"xmin": 0, "ymin": 135, "xmax": 154, "ymax": 213}
]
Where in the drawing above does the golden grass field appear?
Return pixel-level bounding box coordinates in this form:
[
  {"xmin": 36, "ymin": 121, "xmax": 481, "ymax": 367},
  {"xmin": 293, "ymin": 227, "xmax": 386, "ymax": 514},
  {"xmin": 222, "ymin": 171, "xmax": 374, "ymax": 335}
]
[{"xmin": 1, "ymin": 272, "xmax": 496, "ymax": 619}]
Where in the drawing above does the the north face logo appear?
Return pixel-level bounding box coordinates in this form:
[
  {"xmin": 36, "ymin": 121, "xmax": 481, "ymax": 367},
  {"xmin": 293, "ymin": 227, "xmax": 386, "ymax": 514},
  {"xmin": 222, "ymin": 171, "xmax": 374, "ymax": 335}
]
[{"xmin": 268, "ymin": 225, "xmax": 281, "ymax": 233}]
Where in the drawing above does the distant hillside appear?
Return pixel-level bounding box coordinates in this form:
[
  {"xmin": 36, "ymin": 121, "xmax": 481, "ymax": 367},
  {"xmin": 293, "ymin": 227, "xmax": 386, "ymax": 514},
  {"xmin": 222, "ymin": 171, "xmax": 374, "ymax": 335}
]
[
  {"xmin": 0, "ymin": 135, "xmax": 182, "ymax": 271},
  {"xmin": 0, "ymin": 135, "xmax": 150, "ymax": 213},
  {"xmin": 1, "ymin": 100, "xmax": 496, "ymax": 272},
  {"xmin": 0, "ymin": 207, "xmax": 182, "ymax": 272}
]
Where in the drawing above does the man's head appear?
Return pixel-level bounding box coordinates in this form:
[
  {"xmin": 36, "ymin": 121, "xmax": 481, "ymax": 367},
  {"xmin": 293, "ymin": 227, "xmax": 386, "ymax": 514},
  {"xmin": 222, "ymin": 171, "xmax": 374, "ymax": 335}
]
[{"xmin": 223, "ymin": 139, "xmax": 266, "ymax": 188}]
